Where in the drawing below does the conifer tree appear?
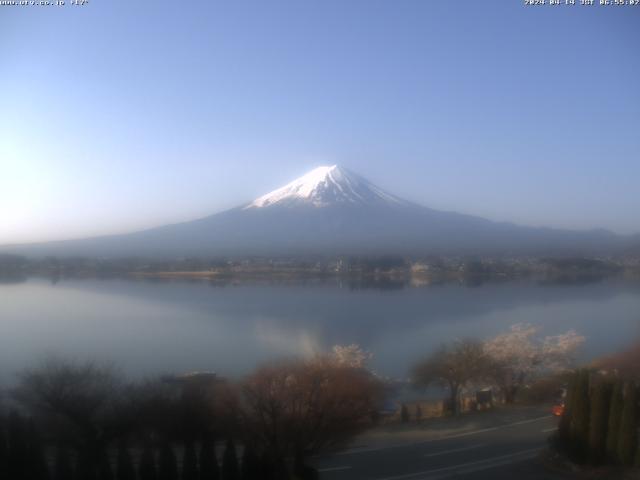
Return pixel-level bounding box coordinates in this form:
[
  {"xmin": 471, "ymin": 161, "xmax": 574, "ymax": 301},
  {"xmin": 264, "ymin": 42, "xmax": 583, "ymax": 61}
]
[
  {"xmin": 53, "ymin": 446, "xmax": 74, "ymax": 480},
  {"xmin": 617, "ymin": 383, "xmax": 638, "ymax": 466},
  {"xmin": 588, "ymin": 380, "xmax": 611, "ymax": 465},
  {"xmin": 181, "ymin": 441, "xmax": 198, "ymax": 480},
  {"xmin": 221, "ymin": 439, "xmax": 238, "ymax": 480},
  {"xmin": 7, "ymin": 411, "xmax": 29, "ymax": 480},
  {"xmin": 569, "ymin": 369, "xmax": 590, "ymax": 462},
  {"xmin": 240, "ymin": 444, "xmax": 260, "ymax": 480},
  {"xmin": 606, "ymin": 380, "xmax": 624, "ymax": 463},
  {"xmin": 158, "ymin": 442, "xmax": 178, "ymax": 480},
  {"xmin": 415, "ymin": 404, "xmax": 423, "ymax": 423},
  {"xmin": 258, "ymin": 452, "xmax": 275, "ymax": 480},
  {"xmin": 0, "ymin": 418, "xmax": 8, "ymax": 480},
  {"xmin": 27, "ymin": 419, "xmax": 50, "ymax": 480},
  {"xmin": 139, "ymin": 444, "xmax": 157, "ymax": 480},
  {"xmin": 199, "ymin": 436, "xmax": 219, "ymax": 480},
  {"xmin": 76, "ymin": 445, "xmax": 98, "ymax": 480},
  {"xmin": 96, "ymin": 449, "xmax": 113, "ymax": 480},
  {"xmin": 115, "ymin": 441, "xmax": 135, "ymax": 480}
]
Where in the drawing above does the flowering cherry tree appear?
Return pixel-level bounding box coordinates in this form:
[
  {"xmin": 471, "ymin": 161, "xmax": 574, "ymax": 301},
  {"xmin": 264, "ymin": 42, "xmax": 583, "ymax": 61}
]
[
  {"xmin": 483, "ymin": 323, "xmax": 585, "ymax": 403},
  {"xmin": 329, "ymin": 344, "xmax": 373, "ymax": 369}
]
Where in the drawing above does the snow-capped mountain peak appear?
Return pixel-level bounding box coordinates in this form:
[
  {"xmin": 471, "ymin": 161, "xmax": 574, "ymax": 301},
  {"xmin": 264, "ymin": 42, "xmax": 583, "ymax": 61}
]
[{"xmin": 244, "ymin": 165, "xmax": 407, "ymax": 209}]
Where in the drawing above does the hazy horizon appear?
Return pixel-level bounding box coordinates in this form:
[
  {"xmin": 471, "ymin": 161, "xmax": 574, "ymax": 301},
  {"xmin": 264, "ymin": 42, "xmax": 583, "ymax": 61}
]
[
  {"xmin": 3, "ymin": 163, "xmax": 640, "ymax": 247},
  {"xmin": 2, "ymin": 1, "xmax": 639, "ymax": 244}
]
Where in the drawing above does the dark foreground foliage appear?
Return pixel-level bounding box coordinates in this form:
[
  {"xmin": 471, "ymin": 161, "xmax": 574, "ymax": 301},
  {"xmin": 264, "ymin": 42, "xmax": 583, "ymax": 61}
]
[
  {"xmin": 554, "ymin": 369, "xmax": 639, "ymax": 469},
  {"xmin": 0, "ymin": 356, "xmax": 382, "ymax": 480}
]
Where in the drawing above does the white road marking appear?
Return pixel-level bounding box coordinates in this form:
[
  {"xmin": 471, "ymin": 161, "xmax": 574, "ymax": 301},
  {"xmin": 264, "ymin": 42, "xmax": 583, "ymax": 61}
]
[
  {"xmin": 542, "ymin": 427, "xmax": 557, "ymax": 433},
  {"xmin": 318, "ymin": 465, "xmax": 352, "ymax": 473},
  {"xmin": 508, "ymin": 416, "xmax": 553, "ymax": 426},
  {"xmin": 424, "ymin": 443, "xmax": 485, "ymax": 458},
  {"xmin": 334, "ymin": 415, "xmax": 552, "ymax": 456},
  {"xmin": 375, "ymin": 447, "xmax": 540, "ymax": 480},
  {"xmin": 433, "ymin": 425, "xmax": 501, "ymax": 440}
]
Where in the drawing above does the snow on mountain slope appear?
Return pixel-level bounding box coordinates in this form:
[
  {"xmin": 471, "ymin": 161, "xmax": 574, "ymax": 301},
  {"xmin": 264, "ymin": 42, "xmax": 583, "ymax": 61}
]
[{"xmin": 243, "ymin": 165, "xmax": 409, "ymax": 209}]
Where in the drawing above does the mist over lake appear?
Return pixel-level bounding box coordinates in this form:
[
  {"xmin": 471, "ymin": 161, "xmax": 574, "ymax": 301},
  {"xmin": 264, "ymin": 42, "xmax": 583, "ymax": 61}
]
[{"xmin": 1, "ymin": 277, "xmax": 639, "ymax": 383}]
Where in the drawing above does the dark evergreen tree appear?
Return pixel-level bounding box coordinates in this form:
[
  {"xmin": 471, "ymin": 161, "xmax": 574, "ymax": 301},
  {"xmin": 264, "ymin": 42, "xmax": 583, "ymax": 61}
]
[
  {"xmin": 26, "ymin": 419, "xmax": 49, "ymax": 480},
  {"xmin": 606, "ymin": 380, "xmax": 624, "ymax": 463},
  {"xmin": 617, "ymin": 383, "xmax": 638, "ymax": 466},
  {"xmin": 138, "ymin": 445, "xmax": 157, "ymax": 480},
  {"xmin": 240, "ymin": 445, "xmax": 260, "ymax": 480},
  {"xmin": 158, "ymin": 442, "xmax": 178, "ymax": 480},
  {"xmin": 221, "ymin": 440, "xmax": 238, "ymax": 480},
  {"xmin": 53, "ymin": 447, "xmax": 74, "ymax": 480},
  {"xmin": 568, "ymin": 369, "xmax": 590, "ymax": 462},
  {"xmin": 258, "ymin": 453, "xmax": 275, "ymax": 480},
  {"xmin": 76, "ymin": 445, "xmax": 97, "ymax": 480},
  {"xmin": 199, "ymin": 436, "xmax": 219, "ymax": 480},
  {"xmin": 181, "ymin": 441, "xmax": 197, "ymax": 480},
  {"xmin": 96, "ymin": 449, "xmax": 113, "ymax": 480},
  {"xmin": 115, "ymin": 442, "xmax": 135, "ymax": 480},
  {"xmin": 0, "ymin": 418, "xmax": 8, "ymax": 480},
  {"xmin": 400, "ymin": 404, "xmax": 409, "ymax": 423},
  {"xmin": 415, "ymin": 404, "xmax": 422, "ymax": 423},
  {"xmin": 588, "ymin": 380, "xmax": 612, "ymax": 465},
  {"xmin": 7, "ymin": 411, "xmax": 29, "ymax": 480}
]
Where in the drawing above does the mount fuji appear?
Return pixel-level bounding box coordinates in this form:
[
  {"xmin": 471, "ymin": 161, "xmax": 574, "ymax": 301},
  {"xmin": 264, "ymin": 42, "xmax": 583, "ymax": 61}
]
[
  {"xmin": 4, "ymin": 165, "xmax": 625, "ymax": 258},
  {"xmin": 243, "ymin": 165, "xmax": 409, "ymax": 209}
]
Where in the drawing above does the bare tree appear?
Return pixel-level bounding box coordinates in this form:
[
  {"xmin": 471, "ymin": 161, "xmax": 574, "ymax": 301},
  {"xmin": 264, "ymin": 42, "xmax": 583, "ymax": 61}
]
[
  {"xmin": 13, "ymin": 356, "xmax": 123, "ymax": 473},
  {"xmin": 412, "ymin": 340, "xmax": 488, "ymax": 415},
  {"xmin": 238, "ymin": 356, "xmax": 382, "ymax": 476}
]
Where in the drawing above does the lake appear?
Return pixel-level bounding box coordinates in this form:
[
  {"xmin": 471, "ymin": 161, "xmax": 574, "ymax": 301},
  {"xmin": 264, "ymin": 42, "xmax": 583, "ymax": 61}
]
[{"xmin": 1, "ymin": 276, "xmax": 639, "ymax": 383}]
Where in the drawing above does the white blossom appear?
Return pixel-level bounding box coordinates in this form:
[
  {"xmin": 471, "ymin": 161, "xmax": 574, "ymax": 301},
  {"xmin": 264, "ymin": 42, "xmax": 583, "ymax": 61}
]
[
  {"xmin": 482, "ymin": 323, "xmax": 585, "ymax": 401},
  {"xmin": 329, "ymin": 344, "xmax": 372, "ymax": 369}
]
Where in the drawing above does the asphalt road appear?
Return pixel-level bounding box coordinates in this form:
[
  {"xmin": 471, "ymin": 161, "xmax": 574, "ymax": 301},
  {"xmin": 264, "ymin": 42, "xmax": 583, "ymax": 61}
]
[{"xmin": 312, "ymin": 410, "xmax": 560, "ymax": 480}]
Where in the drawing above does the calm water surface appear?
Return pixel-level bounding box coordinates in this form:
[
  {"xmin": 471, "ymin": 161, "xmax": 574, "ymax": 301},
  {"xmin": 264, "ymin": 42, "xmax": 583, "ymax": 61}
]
[{"xmin": 1, "ymin": 277, "xmax": 639, "ymax": 383}]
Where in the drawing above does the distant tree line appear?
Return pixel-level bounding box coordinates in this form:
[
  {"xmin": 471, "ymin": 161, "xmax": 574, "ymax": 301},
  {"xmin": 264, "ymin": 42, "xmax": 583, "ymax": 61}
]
[
  {"xmin": 0, "ymin": 353, "xmax": 382, "ymax": 480},
  {"xmin": 4, "ymin": 254, "xmax": 633, "ymax": 287},
  {"xmin": 0, "ymin": 254, "xmax": 28, "ymax": 280}
]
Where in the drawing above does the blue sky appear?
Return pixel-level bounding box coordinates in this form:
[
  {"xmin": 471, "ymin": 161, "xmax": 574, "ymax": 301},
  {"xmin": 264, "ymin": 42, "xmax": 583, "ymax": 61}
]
[{"xmin": 1, "ymin": 0, "xmax": 639, "ymax": 243}]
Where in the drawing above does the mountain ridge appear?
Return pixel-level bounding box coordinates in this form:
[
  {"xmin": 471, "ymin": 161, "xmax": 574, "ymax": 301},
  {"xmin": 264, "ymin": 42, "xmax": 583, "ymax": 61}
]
[{"xmin": 1, "ymin": 166, "xmax": 633, "ymax": 258}]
